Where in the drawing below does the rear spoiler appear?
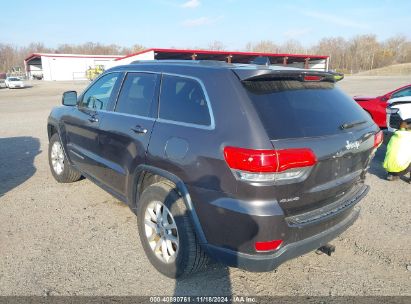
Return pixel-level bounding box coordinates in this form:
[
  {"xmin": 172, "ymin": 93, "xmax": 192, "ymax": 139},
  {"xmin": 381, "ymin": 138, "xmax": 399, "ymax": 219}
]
[{"xmin": 233, "ymin": 69, "xmax": 344, "ymax": 83}]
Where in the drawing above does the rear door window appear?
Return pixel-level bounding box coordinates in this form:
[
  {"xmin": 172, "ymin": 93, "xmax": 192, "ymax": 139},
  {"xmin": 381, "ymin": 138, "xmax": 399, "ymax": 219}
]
[
  {"xmin": 115, "ymin": 72, "xmax": 158, "ymax": 117},
  {"xmin": 159, "ymin": 75, "xmax": 211, "ymax": 126},
  {"xmin": 243, "ymin": 80, "xmax": 371, "ymax": 139}
]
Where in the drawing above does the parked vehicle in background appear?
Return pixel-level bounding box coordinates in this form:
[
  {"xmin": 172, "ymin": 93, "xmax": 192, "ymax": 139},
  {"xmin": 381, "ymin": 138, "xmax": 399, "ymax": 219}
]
[
  {"xmin": 354, "ymin": 84, "xmax": 411, "ymax": 128},
  {"xmin": 5, "ymin": 77, "xmax": 25, "ymax": 89},
  {"xmin": 386, "ymin": 96, "xmax": 411, "ymax": 132},
  {"xmin": 47, "ymin": 61, "xmax": 381, "ymax": 278},
  {"xmin": 32, "ymin": 74, "xmax": 43, "ymax": 80}
]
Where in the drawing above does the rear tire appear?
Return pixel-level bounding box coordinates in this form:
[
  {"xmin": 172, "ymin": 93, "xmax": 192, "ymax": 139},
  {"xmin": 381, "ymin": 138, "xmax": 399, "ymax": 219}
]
[
  {"xmin": 137, "ymin": 181, "xmax": 208, "ymax": 278},
  {"xmin": 48, "ymin": 133, "xmax": 81, "ymax": 183}
]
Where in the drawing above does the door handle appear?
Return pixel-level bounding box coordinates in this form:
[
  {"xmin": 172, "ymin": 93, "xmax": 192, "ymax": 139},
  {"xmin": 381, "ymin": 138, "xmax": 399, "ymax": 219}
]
[
  {"xmin": 131, "ymin": 125, "xmax": 148, "ymax": 134},
  {"xmin": 88, "ymin": 115, "xmax": 99, "ymax": 123}
]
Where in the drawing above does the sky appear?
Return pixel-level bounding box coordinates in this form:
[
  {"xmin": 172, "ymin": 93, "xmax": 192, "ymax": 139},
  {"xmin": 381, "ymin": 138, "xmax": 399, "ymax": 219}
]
[{"xmin": 1, "ymin": 0, "xmax": 410, "ymax": 50}]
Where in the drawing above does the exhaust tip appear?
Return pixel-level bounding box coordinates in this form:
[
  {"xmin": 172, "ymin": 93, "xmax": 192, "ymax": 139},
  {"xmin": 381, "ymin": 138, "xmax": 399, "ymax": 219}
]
[{"xmin": 316, "ymin": 244, "xmax": 336, "ymax": 256}]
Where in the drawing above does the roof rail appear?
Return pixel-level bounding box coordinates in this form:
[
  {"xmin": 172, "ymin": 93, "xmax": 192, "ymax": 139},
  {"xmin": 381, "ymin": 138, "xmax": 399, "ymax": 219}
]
[{"xmin": 129, "ymin": 59, "xmax": 232, "ymax": 66}]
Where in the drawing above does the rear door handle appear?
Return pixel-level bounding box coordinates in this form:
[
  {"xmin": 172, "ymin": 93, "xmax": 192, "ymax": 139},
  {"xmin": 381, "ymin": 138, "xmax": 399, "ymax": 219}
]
[
  {"xmin": 88, "ymin": 116, "xmax": 99, "ymax": 123},
  {"xmin": 131, "ymin": 125, "xmax": 148, "ymax": 134}
]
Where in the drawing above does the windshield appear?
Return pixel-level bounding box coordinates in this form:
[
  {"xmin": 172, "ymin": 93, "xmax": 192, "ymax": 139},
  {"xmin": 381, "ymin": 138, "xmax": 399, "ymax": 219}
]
[
  {"xmin": 9, "ymin": 78, "xmax": 21, "ymax": 81},
  {"xmin": 243, "ymin": 80, "xmax": 372, "ymax": 139}
]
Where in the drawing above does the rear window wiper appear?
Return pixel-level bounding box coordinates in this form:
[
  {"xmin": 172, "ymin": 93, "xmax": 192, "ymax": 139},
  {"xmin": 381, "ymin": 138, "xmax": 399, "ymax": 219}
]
[{"xmin": 340, "ymin": 120, "xmax": 367, "ymax": 130}]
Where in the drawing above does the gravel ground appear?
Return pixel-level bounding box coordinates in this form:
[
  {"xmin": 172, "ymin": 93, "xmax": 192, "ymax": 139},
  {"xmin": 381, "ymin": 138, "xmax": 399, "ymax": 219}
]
[{"xmin": 0, "ymin": 76, "xmax": 410, "ymax": 296}]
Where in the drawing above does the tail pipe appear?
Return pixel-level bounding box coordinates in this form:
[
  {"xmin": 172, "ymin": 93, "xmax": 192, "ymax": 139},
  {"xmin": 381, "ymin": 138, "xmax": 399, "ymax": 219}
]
[{"xmin": 317, "ymin": 244, "xmax": 335, "ymax": 256}]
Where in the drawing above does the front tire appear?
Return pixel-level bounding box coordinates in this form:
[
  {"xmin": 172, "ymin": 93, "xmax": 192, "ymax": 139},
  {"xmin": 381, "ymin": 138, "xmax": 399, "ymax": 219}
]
[
  {"xmin": 48, "ymin": 133, "xmax": 81, "ymax": 183},
  {"xmin": 137, "ymin": 181, "xmax": 208, "ymax": 278}
]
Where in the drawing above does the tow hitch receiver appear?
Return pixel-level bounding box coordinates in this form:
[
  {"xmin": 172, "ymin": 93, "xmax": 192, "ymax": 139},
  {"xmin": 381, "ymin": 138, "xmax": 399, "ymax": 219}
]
[{"xmin": 316, "ymin": 244, "xmax": 336, "ymax": 256}]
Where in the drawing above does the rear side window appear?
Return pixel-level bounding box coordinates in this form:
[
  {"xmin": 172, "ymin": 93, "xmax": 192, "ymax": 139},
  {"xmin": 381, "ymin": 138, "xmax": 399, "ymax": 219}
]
[
  {"xmin": 243, "ymin": 80, "xmax": 371, "ymax": 139},
  {"xmin": 115, "ymin": 73, "xmax": 158, "ymax": 117},
  {"xmin": 159, "ymin": 75, "xmax": 211, "ymax": 126}
]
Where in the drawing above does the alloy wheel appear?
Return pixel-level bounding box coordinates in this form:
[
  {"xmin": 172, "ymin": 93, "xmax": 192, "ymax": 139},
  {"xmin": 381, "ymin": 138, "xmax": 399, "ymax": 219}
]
[
  {"xmin": 51, "ymin": 141, "xmax": 64, "ymax": 175},
  {"xmin": 144, "ymin": 201, "xmax": 179, "ymax": 264}
]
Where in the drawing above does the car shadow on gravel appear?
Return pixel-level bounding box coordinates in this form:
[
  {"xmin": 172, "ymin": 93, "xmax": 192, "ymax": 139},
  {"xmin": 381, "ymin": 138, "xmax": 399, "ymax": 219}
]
[
  {"xmin": 174, "ymin": 263, "xmax": 232, "ymax": 296},
  {"xmin": 2, "ymin": 86, "xmax": 33, "ymax": 90},
  {"xmin": 0, "ymin": 136, "xmax": 40, "ymax": 197}
]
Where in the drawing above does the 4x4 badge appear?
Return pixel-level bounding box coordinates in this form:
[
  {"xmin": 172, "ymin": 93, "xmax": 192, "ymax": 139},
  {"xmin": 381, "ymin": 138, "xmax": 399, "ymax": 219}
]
[{"xmin": 279, "ymin": 197, "xmax": 300, "ymax": 203}]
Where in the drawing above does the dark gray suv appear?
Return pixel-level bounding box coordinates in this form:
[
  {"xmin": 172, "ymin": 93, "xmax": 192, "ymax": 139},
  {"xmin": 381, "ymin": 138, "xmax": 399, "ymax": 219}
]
[{"xmin": 47, "ymin": 61, "xmax": 382, "ymax": 278}]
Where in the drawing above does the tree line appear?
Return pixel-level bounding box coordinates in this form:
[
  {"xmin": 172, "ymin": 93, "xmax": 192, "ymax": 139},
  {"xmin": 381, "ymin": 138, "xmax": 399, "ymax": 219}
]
[
  {"xmin": 242, "ymin": 34, "xmax": 411, "ymax": 73},
  {"xmin": 1, "ymin": 34, "xmax": 411, "ymax": 74}
]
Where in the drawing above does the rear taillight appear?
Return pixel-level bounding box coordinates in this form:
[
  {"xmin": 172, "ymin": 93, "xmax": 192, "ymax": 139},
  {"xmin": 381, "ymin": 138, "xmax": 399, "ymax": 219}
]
[
  {"xmin": 374, "ymin": 130, "xmax": 383, "ymax": 148},
  {"xmin": 224, "ymin": 146, "xmax": 317, "ymax": 183},
  {"xmin": 255, "ymin": 239, "xmax": 283, "ymax": 252}
]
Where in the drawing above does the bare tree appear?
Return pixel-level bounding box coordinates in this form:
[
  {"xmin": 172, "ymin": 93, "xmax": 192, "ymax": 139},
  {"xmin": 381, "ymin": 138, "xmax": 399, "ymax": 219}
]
[
  {"xmin": 208, "ymin": 41, "xmax": 225, "ymax": 51},
  {"xmin": 2, "ymin": 35, "xmax": 411, "ymax": 74},
  {"xmin": 311, "ymin": 37, "xmax": 349, "ymax": 71},
  {"xmin": 246, "ymin": 40, "xmax": 279, "ymax": 53},
  {"xmin": 279, "ymin": 39, "xmax": 305, "ymax": 54}
]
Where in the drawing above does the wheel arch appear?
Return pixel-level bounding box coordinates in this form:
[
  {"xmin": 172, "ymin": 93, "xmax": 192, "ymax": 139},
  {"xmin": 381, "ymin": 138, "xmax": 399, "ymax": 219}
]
[
  {"xmin": 130, "ymin": 165, "xmax": 207, "ymax": 244},
  {"xmin": 47, "ymin": 121, "xmax": 75, "ymax": 166},
  {"xmin": 47, "ymin": 123, "xmax": 58, "ymax": 140}
]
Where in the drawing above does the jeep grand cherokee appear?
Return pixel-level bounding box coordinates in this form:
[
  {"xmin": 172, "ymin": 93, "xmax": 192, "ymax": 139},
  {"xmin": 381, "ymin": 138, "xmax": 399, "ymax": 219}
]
[{"xmin": 47, "ymin": 60, "xmax": 382, "ymax": 278}]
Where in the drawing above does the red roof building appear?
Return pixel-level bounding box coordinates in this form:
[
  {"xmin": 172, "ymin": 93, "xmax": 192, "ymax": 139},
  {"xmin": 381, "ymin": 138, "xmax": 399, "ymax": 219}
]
[
  {"xmin": 24, "ymin": 49, "xmax": 330, "ymax": 81},
  {"xmin": 114, "ymin": 48, "xmax": 329, "ymax": 71}
]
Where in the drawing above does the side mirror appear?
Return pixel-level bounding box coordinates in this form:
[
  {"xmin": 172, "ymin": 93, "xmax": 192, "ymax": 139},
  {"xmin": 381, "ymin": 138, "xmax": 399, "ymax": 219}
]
[{"xmin": 62, "ymin": 91, "xmax": 77, "ymax": 106}]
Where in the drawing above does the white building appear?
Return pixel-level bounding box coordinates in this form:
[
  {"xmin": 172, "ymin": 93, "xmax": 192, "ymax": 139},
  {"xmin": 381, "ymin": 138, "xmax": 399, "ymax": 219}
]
[{"xmin": 24, "ymin": 53, "xmax": 123, "ymax": 81}]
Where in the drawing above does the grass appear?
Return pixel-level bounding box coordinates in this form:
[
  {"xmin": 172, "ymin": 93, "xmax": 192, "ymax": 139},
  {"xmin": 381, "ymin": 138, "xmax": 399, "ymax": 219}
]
[{"xmin": 355, "ymin": 63, "xmax": 411, "ymax": 76}]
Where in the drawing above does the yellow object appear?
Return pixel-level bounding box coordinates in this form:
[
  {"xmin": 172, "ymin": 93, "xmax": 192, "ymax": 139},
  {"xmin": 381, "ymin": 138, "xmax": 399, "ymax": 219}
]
[
  {"xmin": 86, "ymin": 65, "xmax": 105, "ymax": 81},
  {"xmin": 383, "ymin": 129, "xmax": 411, "ymax": 173}
]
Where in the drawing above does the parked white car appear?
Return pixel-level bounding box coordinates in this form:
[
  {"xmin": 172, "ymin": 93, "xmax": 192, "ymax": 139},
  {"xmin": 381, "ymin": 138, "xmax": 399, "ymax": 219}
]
[
  {"xmin": 386, "ymin": 96, "xmax": 411, "ymax": 132},
  {"xmin": 5, "ymin": 77, "xmax": 25, "ymax": 89}
]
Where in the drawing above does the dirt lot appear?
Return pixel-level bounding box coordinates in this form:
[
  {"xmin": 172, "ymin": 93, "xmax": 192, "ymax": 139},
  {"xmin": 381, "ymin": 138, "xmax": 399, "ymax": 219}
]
[{"xmin": 0, "ymin": 76, "xmax": 410, "ymax": 296}]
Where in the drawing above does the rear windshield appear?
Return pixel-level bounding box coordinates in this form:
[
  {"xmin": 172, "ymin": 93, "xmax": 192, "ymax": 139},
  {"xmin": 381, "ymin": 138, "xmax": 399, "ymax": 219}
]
[{"xmin": 243, "ymin": 80, "xmax": 371, "ymax": 139}]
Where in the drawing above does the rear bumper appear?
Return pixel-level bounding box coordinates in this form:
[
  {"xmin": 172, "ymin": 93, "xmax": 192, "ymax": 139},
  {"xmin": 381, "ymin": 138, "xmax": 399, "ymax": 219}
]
[{"xmin": 204, "ymin": 206, "xmax": 360, "ymax": 272}]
